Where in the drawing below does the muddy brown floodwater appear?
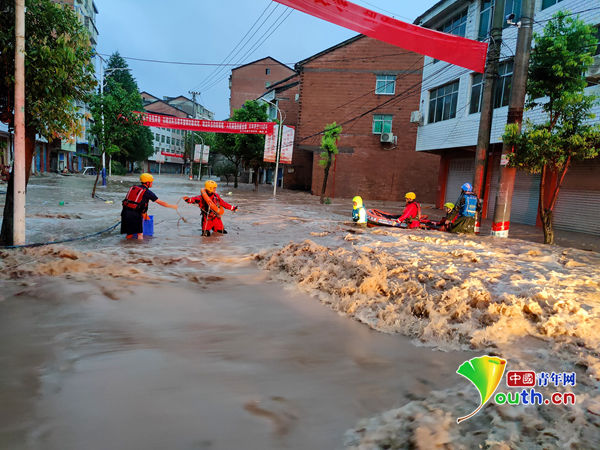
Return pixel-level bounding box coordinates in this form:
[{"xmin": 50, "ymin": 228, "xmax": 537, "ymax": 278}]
[{"xmin": 0, "ymin": 175, "xmax": 470, "ymax": 450}]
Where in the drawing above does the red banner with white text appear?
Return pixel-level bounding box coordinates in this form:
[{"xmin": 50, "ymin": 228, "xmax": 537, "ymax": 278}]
[
  {"xmin": 273, "ymin": 0, "xmax": 488, "ymax": 73},
  {"xmin": 139, "ymin": 112, "xmax": 275, "ymax": 135}
]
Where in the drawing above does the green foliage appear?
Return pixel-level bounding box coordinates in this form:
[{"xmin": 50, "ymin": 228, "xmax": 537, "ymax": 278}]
[
  {"xmin": 214, "ymin": 100, "xmax": 269, "ymax": 170},
  {"xmin": 0, "ymin": 0, "xmax": 96, "ymax": 139},
  {"xmin": 94, "ymin": 52, "xmax": 153, "ymax": 163},
  {"xmin": 110, "ymin": 159, "xmax": 127, "ymax": 176},
  {"xmin": 318, "ymin": 122, "xmax": 342, "ymax": 167},
  {"xmin": 89, "ymin": 78, "xmax": 146, "ymax": 162}
]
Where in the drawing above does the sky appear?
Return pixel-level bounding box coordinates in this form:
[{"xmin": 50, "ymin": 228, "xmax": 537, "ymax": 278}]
[{"xmin": 96, "ymin": 0, "xmax": 441, "ymax": 120}]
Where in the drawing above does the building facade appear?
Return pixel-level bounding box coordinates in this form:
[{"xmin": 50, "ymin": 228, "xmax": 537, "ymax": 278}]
[
  {"xmin": 229, "ymin": 57, "xmax": 295, "ymax": 117},
  {"xmin": 295, "ymin": 35, "xmax": 440, "ymax": 203},
  {"xmin": 413, "ymin": 0, "xmax": 600, "ymax": 235},
  {"xmin": 142, "ymin": 93, "xmax": 214, "ymax": 174}
]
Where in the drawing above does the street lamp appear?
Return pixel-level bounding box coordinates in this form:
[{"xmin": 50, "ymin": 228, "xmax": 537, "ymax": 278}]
[{"xmin": 262, "ymin": 99, "xmax": 285, "ymax": 197}]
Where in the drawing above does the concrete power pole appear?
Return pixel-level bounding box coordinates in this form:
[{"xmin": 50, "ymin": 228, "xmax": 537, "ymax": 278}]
[
  {"xmin": 491, "ymin": 0, "xmax": 535, "ymax": 237},
  {"xmin": 13, "ymin": 0, "xmax": 26, "ymax": 245},
  {"xmin": 472, "ymin": 0, "xmax": 505, "ymax": 206}
]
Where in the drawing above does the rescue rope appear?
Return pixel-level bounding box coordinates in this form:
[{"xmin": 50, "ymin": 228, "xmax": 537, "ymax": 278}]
[{"xmin": 0, "ymin": 221, "xmax": 122, "ymax": 249}]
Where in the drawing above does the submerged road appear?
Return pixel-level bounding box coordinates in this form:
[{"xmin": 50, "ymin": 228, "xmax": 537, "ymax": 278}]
[{"xmin": 0, "ymin": 175, "xmax": 468, "ymax": 449}]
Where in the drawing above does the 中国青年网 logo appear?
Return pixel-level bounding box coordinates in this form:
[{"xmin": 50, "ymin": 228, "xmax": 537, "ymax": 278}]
[{"xmin": 456, "ymin": 356, "xmax": 577, "ymax": 423}]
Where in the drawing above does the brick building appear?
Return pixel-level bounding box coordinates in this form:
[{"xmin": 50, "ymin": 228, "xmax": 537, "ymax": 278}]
[
  {"xmin": 229, "ymin": 57, "xmax": 295, "ymax": 117},
  {"xmin": 413, "ymin": 0, "xmax": 600, "ymax": 235},
  {"xmin": 295, "ymin": 35, "xmax": 440, "ymax": 203}
]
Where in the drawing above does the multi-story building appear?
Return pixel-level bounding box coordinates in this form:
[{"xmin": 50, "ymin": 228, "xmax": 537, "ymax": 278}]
[
  {"xmin": 141, "ymin": 92, "xmax": 214, "ymax": 174},
  {"xmin": 413, "ymin": 0, "xmax": 600, "ymax": 235},
  {"xmin": 293, "ymin": 35, "xmax": 440, "ymax": 202},
  {"xmin": 229, "ymin": 57, "xmax": 296, "ymax": 117}
]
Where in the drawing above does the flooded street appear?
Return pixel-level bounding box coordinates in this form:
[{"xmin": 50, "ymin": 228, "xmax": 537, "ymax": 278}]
[{"xmin": 1, "ymin": 174, "xmax": 469, "ymax": 449}]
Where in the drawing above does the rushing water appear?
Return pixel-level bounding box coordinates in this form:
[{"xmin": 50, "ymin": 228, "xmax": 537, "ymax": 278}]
[{"xmin": 0, "ymin": 174, "xmax": 469, "ymax": 449}]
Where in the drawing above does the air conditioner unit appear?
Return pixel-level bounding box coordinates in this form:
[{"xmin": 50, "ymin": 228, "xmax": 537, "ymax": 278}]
[
  {"xmin": 410, "ymin": 110, "xmax": 423, "ymax": 124},
  {"xmin": 380, "ymin": 132, "xmax": 395, "ymax": 143}
]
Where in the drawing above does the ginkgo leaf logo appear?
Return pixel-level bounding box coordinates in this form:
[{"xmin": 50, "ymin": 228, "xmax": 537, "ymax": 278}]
[{"xmin": 456, "ymin": 355, "xmax": 507, "ymax": 423}]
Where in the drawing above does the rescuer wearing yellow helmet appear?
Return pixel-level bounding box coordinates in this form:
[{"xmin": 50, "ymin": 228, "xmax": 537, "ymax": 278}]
[
  {"xmin": 120, "ymin": 173, "xmax": 178, "ymax": 240},
  {"xmin": 352, "ymin": 195, "xmax": 367, "ymax": 225},
  {"xmin": 395, "ymin": 192, "xmax": 422, "ymax": 228},
  {"xmin": 183, "ymin": 180, "xmax": 238, "ymax": 236}
]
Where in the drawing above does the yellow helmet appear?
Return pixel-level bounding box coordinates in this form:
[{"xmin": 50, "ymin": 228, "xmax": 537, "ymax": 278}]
[
  {"xmin": 444, "ymin": 202, "xmax": 455, "ymax": 210},
  {"xmin": 205, "ymin": 180, "xmax": 217, "ymax": 192},
  {"xmin": 140, "ymin": 173, "xmax": 154, "ymax": 184},
  {"xmin": 405, "ymin": 192, "xmax": 416, "ymax": 201},
  {"xmin": 352, "ymin": 196, "xmax": 363, "ymax": 208}
]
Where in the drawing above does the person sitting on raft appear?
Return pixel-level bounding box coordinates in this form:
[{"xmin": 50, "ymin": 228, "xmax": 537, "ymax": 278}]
[
  {"xmin": 352, "ymin": 195, "xmax": 367, "ymax": 225},
  {"xmin": 448, "ymin": 182, "xmax": 481, "ymax": 234},
  {"xmin": 434, "ymin": 202, "xmax": 457, "ymax": 231},
  {"xmin": 184, "ymin": 180, "xmax": 238, "ymax": 236},
  {"xmin": 396, "ymin": 192, "xmax": 422, "ymax": 229},
  {"xmin": 121, "ymin": 173, "xmax": 178, "ymax": 240}
]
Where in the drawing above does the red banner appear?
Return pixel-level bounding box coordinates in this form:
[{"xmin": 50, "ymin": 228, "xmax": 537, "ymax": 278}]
[
  {"xmin": 161, "ymin": 151, "xmax": 183, "ymax": 158},
  {"xmin": 274, "ymin": 0, "xmax": 488, "ymax": 73},
  {"xmin": 139, "ymin": 112, "xmax": 275, "ymax": 135}
]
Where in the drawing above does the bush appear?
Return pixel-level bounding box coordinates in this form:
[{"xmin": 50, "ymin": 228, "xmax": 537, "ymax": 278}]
[{"xmin": 111, "ymin": 160, "xmax": 127, "ymax": 175}]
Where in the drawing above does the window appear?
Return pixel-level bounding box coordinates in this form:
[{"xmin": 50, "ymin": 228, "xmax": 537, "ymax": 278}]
[
  {"xmin": 478, "ymin": 0, "xmax": 494, "ymax": 41},
  {"xmin": 503, "ymin": 0, "xmax": 521, "ymax": 29},
  {"xmin": 470, "ymin": 73, "xmax": 485, "ymax": 114},
  {"xmin": 494, "ymin": 60, "xmax": 513, "ymax": 108},
  {"xmin": 372, "ymin": 114, "xmax": 393, "ymax": 134},
  {"xmin": 166, "ymin": 137, "xmax": 170, "ymax": 145},
  {"xmin": 161, "ymin": 135, "xmax": 165, "ymax": 143},
  {"xmin": 375, "ymin": 75, "xmax": 396, "ymax": 95},
  {"xmin": 265, "ymin": 81, "xmax": 271, "ymax": 88},
  {"xmin": 438, "ymin": 10, "xmax": 467, "ymax": 37},
  {"xmin": 469, "ymin": 60, "xmax": 513, "ymax": 114},
  {"xmin": 155, "ymin": 133, "xmax": 159, "ymax": 141},
  {"xmin": 266, "ymin": 68, "xmax": 271, "ymax": 75},
  {"xmin": 594, "ymin": 25, "xmax": 600, "ymax": 56},
  {"xmin": 542, "ymin": 0, "xmax": 564, "ymax": 10},
  {"xmin": 428, "ymin": 81, "xmax": 459, "ymax": 123}
]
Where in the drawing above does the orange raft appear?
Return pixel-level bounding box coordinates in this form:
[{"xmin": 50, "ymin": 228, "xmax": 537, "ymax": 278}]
[{"xmin": 366, "ymin": 208, "xmax": 429, "ymax": 228}]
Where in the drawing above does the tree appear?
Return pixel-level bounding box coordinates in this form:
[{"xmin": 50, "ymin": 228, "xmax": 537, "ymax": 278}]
[
  {"xmin": 101, "ymin": 52, "xmax": 153, "ymax": 166},
  {"xmin": 232, "ymin": 100, "xmax": 268, "ymax": 191},
  {"xmin": 504, "ymin": 12, "xmax": 600, "ymax": 244},
  {"xmin": 213, "ymin": 100, "xmax": 268, "ymax": 188},
  {"xmin": 89, "ymin": 78, "xmax": 145, "ymax": 196},
  {"xmin": 0, "ymin": 0, "xmax": 96, "ymax": 245},
  {"xmin": 318, "ymin": 122, "xmax": 342, "ymax": 204}
]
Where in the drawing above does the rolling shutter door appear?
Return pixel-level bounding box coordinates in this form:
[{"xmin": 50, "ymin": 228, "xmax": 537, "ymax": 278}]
[
  {"xmin": 487, "ymin": 168, "xmax": 540, "ymax": 225},
  {"xmin": 553, "ymin": 163, "xmax": 600, "ymax": 236},
  {"xmin": 445, "ymin": 158, "xmax": 474, "ymax": 204},
  {"xmin": 510, "ymin": 172, "xmax": 540, "ymax": 225}
]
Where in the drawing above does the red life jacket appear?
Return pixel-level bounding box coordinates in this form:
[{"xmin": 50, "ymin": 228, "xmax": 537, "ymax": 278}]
[{"xmin": 122, "ymin": 185, "xmax": 148, "ymax": 213}]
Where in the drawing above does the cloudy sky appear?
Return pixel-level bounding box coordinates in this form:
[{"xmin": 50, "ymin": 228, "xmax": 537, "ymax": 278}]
[{"xmin": 96, "ymin": 0, "xmax": 440, "ymax": 119}]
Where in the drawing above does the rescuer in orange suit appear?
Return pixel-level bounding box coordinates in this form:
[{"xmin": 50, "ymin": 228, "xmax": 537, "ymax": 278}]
[{"xmin": 184, "ymin": 180, "xmax": 238, "ymax": 236}]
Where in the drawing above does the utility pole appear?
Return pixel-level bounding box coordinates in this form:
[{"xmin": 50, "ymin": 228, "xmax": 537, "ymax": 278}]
[
  {"xmin": 99, "ymin": 61, "xmax": 106, "ymax": 187},
  {"xmin": 189, "ymin": 90, "xmax": 200, "ymax": 180},
  {"xmin": 13, "ymin": 0, "xmax": 26, "ymax": 245},
  {"xmin": 491, "ymin": 0, "xmax": 535, "ymax": 237},
  {"xmin": 472, "ymin": 0, "xmax": 505, "ymax": 201}
]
